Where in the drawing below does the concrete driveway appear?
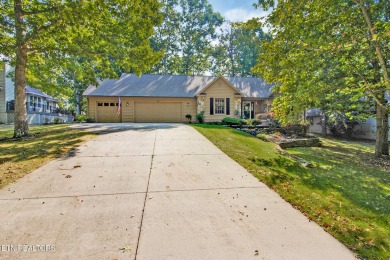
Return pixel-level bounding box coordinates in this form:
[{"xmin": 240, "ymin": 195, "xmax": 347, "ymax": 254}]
[{"xmin": 0, "ymin": 123, "xmax": 355, "ymax": 259}]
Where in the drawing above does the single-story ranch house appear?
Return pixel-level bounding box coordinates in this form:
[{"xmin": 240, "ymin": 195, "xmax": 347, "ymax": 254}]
[{"xmin": 83, "ymin": 74, "xmax": 274, "ymax": 123}]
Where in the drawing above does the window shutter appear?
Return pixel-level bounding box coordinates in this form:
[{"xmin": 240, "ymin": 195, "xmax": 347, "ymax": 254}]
[
  {"xmin": 226, "ymin": 98, "xmax": 230, "ymax": 115},
  {"xmin": 210, "ymin": 98, "xmax": 214, "ymax": 115}
]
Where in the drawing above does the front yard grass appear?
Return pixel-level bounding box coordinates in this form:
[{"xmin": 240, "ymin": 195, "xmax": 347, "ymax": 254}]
[
  {"xmin": 0, "ymin": 124, "xmax": 96, "ymax": 189},
  {"xmin": 192, "ymin": 124, "xmax": 389, "ymax": 259}
]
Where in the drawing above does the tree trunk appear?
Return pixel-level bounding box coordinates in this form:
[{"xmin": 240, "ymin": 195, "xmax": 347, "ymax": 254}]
[
  {"xmin": 13, "ymin": 0, "xmax": 30, "ymax": 138},
  {"xmin": 321, "ymin": 113, "xmax": 327, "ymax": 136},
  {"xmin": 374, "ymin": 93, "xmax": 389, "ymax": 157},
  {"xmin": 381, "ymin": 106, "xmax": 389, "ymax": 156},
  {"xmin": 75, "ymin": 89, "xmax": 81, "ymax": 115}
]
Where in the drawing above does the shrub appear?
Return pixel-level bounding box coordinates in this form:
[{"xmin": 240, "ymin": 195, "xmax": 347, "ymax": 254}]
[
  {"xmin": 74, "ymin": 115, "xmax": 94, "ymax": 123},
  {"xmin": 243, "ymin": 119, "xmax": 252, "ymax": 126},
  {"xmin": 222, "ymin": 117, "xmax": 244, "ymax": 126},
  {"xmin": 281, "ymin": 123, "xmax": 308, "ymax": 137},
  {"xmin": 196, "ymin": 111, "xmax": 205, "ymax": 124},
  {"xmin": 85, "ymin": 117, "xmax": 94, "ymax": 123},
  {"xmin": 269, "ymin": 119, "xmax": 280, "ymax": 128},
  {"xmin": 75, "ymin": 115, "xmax": 87, "ymax": 122},
  {"xmin": 326, "ymin": 112, "xmax": 359, "ymax": 139},
  {"xmin": 185, "ymin": 114, "xmax": 192, "ymax": 123},
  {"xmin": 256, "ymin": 133, "xmax": 269, "ymax": 142},
  {"xmin": 53, "ymin": 117, "xmax": 62, "ymax": 124},
  {"xmin": 251, "ymin": 119, "xmax": 262, "ymax": 125}
]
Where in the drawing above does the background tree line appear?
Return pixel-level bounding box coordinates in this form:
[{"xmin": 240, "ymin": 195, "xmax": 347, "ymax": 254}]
[{"xmin": 149, "ymin": 0, "xmax": 268, "ymax": 76}]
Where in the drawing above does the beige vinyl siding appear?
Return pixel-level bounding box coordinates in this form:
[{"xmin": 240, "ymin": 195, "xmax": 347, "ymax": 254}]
[
  {"xmin": 121, "ymin": 98, "xmax": 134, "ymax": 122},
  {"xmin": 87, "ymin": 96, "xmax": 196, "ymax": 123},
  {"xmin": 87, "ymin": 97, "xmax": 96, "ymax": 119},
  {"xmin": 202, "ymin": 78, "xmax": 239, "ymax": 122}
]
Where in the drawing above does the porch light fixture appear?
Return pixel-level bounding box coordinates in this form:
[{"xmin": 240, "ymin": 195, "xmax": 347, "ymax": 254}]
[{"xmin": 126, "ymin": 102, "xmax": 129, "ymax": 106}]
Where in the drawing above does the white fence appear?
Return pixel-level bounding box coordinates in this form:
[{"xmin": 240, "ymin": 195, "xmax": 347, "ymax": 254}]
[{"xmin": 7, "ymin": 112, "xmax": 74, "ymax": 125}]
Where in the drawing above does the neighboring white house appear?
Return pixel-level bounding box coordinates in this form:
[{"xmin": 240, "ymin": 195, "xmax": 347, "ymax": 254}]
[
  {"xmin": 0, "ymin": 61, "xmax": 74, "ymax": 124},
  {"xmin": 306, "ymin": 107, "xmax": 390, "ymax": 141}
]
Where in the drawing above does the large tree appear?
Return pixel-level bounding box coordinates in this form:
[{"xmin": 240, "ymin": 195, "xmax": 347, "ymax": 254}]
[
  {"xmin": 178, "ymin": 0, "xmax": 223, "ymax": 75},
  {"xmin": 211, "ymin": 19, "xmax": 268, "ymax": 77},
  {"xmin": 149, "ymin": 0, "xmax": 223, "ymax": 75},
  {"xmin": 0, "ymin": 0, "xmax": 162, "ymax": 137},
  {"xmin": 150, "ymin": 0, "xmax": 181, "ymax": 74},
  {"xmin": 254, "ymin": 0, "xmax": 390, "ymax": 156}
]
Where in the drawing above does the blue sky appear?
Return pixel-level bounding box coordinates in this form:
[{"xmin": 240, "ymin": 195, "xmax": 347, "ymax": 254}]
[{"xmin": 208, "ymin": 0, "xmax": 268, "ymax": 22}]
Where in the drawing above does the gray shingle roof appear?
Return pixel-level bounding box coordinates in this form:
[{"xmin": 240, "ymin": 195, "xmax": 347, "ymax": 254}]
[
  {"xmin": 306, "ymin": 108, "xmax": 322, "ymax": 117},
  {"xmin": 26, "ymin": 86, "xmax": 58, "ymax": 102},
  {"xmin": 83, "ymin": 74, "xmax": 274, "ymax": 98},
  {"xmin": 226, "ymin": 76, "xmax": 274, "ymax": 98}
]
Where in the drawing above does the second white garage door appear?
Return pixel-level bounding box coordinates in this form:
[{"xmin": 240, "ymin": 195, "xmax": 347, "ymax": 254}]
[{"xmin": 134, "ymin": 102, "xmax": 182, "ymax": 123}]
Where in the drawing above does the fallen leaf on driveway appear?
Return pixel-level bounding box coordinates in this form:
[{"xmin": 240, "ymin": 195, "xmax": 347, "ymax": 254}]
[
  {"xmin": 65, "ymin": 175, "xmax": 72, "ymax": 178},
  {"xmin": 119, "ymin": 245, "xmax": 132, "ymax": 253}
]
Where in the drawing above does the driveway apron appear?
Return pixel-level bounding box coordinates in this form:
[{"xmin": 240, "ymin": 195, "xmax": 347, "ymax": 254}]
[{"xmin": 0, "ymin": 123, "xmax": 355, "ymax": 260}]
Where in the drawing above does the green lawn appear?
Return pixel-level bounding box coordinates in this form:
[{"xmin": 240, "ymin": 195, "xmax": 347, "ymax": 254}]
[
  {"xmin": 0, "ymin": 124, "xmax": 96, "ymax": 189},
  {"xmin": 192, "ymin": 124, "xmax": 390, "ymax": 259}
]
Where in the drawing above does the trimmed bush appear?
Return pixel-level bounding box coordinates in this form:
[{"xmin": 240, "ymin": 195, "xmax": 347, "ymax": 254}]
[
  {"xmin": 75, "ymin": 115, "xmax": 94, "ymax": 123},
  {"xmin": 196, "ymin": 111, "xmax": 205, "ymax": 124},
  {"xmin": 222, "ymin": 117, "xmax": 244, "ymax": 126},
  {"xmin": 185, "ymin": 114, "xmax": 192, "ymax": 123}
]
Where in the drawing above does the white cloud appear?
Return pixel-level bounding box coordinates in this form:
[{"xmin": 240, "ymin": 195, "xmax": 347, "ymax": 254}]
[{"xmin": 224, "ymin": 8, "xmax": 268, "ymax": 22}]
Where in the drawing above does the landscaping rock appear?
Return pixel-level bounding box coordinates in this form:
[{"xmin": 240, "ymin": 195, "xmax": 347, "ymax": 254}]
[{"xmin": 278, "ymin": 138, "xmax": 321, "ymax": 149}]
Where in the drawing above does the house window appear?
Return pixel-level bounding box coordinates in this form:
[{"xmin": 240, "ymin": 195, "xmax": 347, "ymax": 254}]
[
  {"xmin": 110, "ymin": 103, "xmax": 115, "ymax": 106},
  {"xmin": 104, "ymin": 103, "xmax": 109, "ymax": 106},
  {"xmin": 97, "ymin": 103, "xmax": 103, "ymax": 106},
  {"xmin": 215, "ymin": 98, "xmax": 225, "ymax": 114}
]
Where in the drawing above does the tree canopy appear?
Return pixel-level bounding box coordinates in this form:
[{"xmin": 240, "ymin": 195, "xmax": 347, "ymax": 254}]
[
  {"xmin": 150, "ymin": 0, "xmax": 224, "ymax": 75},
  {"xmin": 0, "ymin": 0, "xmax": 163, "ymax": 137},
  {"xmin": 253, "ymin": 0, "xmax": 390, "ymax": 156}
]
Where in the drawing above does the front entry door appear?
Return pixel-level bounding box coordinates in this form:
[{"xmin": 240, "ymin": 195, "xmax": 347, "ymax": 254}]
[{"xmin": 243, "ymin": 102, "xmax": 254, "ymax": 119}]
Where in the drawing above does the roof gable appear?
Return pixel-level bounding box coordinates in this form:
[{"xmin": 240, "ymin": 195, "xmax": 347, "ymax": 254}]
[{"xmin": 195, "ymin": 76, "xmax": 243, "ymax": 96}]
